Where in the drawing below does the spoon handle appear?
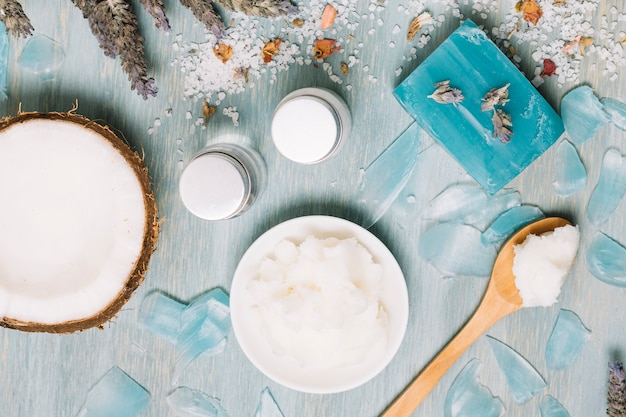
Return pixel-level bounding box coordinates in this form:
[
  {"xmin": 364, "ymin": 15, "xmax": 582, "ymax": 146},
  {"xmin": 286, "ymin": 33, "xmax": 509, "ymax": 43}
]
[{"xmin": 380, "ymin": 291, "xmax": 518, "ymax": 417}]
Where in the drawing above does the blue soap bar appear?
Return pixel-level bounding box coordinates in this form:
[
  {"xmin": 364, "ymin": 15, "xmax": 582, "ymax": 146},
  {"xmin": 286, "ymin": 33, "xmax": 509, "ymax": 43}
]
[{"xmin": 394, "ymin": 20, "xmax": 564, "ymax": 194}]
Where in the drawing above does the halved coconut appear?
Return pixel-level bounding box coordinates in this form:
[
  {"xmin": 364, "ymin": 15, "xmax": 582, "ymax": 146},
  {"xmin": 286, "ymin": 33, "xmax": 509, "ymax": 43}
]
[{"xmin": 0, "ymin": 112, "xmax": 158, "ymax": 333}]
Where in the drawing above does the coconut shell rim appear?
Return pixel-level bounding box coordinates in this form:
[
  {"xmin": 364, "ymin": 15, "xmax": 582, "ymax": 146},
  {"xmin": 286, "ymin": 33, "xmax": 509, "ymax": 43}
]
[{"xmin": 0, "ymin": 111, "xmax": 159, "ymax": 333}]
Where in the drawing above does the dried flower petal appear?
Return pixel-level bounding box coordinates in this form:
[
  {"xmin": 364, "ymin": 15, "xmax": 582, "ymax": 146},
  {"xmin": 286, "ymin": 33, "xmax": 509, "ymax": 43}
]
[
  {"xmin": 340, "ymin": 62, "xmax": 349, "ymax": 75},
  {"xmin": 313, "ymin": 39, "xmax": 340, "ymax": 59},
  {"xmin": 541, "ymin": 58, "xmax": 557, "ymax": 76},
  {"xmin": 518, "ymin": 0, "xmax": 543, "ymax": 26},
  {"xmin": 233, "ymin": 67, "xmax": 249, "ymax": 82},
  {"xmin": 579, "ymin": 37, "xmax": 593, "ymax": 56},
  {"xmin": 553, "ymin": 0, "xmax": 566, "ymax": 4},
  {"xmin": 492, "ymin": 109, "xmax": 513, "ymax": 143},
  {"xmin": 262, "ymin": 38, "xmax": 281, "ymax": 63},
  {"xmin": 202, "ymin": 99, "xmax": 216, "ymax": 124},
  {"xmin": 320, "ymin": 4, "xmax": 337, "ymax": 30},
  {"xmin": 608, "ymin": 362, "xmax": 626, "ymax": 417},
  {"xmin": 291, "ymin": 18, "xmax": 304, "ymax": 26},
  {"xmin": 562, "ymin": 34, "xmax": 582, "ymax": 54},
  {"xmin": 213, "ymin": 44, "xmax": 233, "ymax": 64},
  {"xmin": 407, "ymin": 12, "xmax": 433, "ymax": 41},
  {"xmin": 427, "ymin": 80, "xmax": 464, "ymax": 105},
  {"xmin": 481, "ymin": 83, "xmax": 510, "ymax": 112}
]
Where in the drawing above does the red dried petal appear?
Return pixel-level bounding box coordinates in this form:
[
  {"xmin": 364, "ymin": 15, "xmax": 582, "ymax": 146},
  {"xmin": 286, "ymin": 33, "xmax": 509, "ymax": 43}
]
[{"xmin": 540, "ymin": 58, "xmax": 557, "ymax": 77}]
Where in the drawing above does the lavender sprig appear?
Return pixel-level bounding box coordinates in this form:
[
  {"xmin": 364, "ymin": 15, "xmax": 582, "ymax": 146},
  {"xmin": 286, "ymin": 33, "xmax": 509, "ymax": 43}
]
[
  {"xmin": 427, "ymin": 80, "xmax": 464, "ymax": 106},
  {"xmin": 179, "ymin": 0, "xmax": 224, "ymax": 37},
  {"xmin": 215, "ymin": 0, "xmax": 296, "ymax": 18},
  {"xmin": 72, "ymin": 0, "xmax": 158, "ymax": 99},
  {"xmin": 0, "ymin": 0, "xmax": 33, "ymax": 38},
  {"xmin": 138, "ymin": 0, "xmax": 170, "ymax": 31},
  {"xmin": 608, "ymin": 361, "xmax": 626, "ymax": 417},
  {"xmin": 492, "ymin": 109, "xmax": 513, "ymax": 143},
  {"xmin": 481, "ymin": 83, "xmax": 511, "ymax": 112}
]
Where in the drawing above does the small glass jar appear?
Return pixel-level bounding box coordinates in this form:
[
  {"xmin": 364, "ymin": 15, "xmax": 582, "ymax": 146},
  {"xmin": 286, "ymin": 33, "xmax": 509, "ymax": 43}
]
[
  {"xmin": 179, "ymin": 143, "xmax": 266, "ymax": 221},
  {"xmin": 271, "ymin": 87, "xmax": 352, "ymax": 164}
]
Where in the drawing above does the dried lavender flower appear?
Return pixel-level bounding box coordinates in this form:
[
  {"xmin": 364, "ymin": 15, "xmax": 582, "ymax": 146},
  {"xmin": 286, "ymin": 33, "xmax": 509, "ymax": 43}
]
[
  {"xmin": 492, "ymin": 109, "xmax": 513, "ymax": 143},
  {"xmin": 608, "ymin": 361, "xmax": 626, "ymax": 417},
  {"xmin": 72, "ymin": 0, "xmax": 158, "ymax": 99},
  {"xmin": 0, "ymin": 0, "xmax": 33, "ymax": 38},
  {"xmin": 138, "ymin": 0, "xmax": 170, "ymax": 31},
  {"xmin": 179, "ymin": 0, "xmax": 224, "ymax": 37},
  {"xmin": 481, "ymin": 83, "xmax": 511, "ymax": 112},
  {"xmin": 215, "ymin": 0, "xmax": 296, "ymax": 18},
  {"xmin": 427, "ymin": 80, "xmax": 464, "ymax": 106}
]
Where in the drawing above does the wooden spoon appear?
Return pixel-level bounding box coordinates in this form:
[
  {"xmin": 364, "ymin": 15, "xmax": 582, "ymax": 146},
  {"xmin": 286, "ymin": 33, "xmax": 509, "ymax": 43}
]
[{"xmin": 381, "ymin": 217, "xmax": 571, "ymax": 417}]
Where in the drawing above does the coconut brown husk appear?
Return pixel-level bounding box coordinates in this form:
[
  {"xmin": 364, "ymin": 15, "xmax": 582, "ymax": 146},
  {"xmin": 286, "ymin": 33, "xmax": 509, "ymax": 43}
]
[{"xmin": 0, "ymin": 111, "xmax": 159, "ymax": 333}]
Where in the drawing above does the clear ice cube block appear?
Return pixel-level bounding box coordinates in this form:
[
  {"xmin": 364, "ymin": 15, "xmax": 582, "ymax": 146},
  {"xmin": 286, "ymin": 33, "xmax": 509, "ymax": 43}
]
[
  {"xmin": 601, "ymin": 97, "xmax": 626, "ymax": 132},
  {"xmin": 166, "ymin": 386, "xmax": 228, "ymax": 417},
  {"xmin": 0, "ymin": 23, "xmax": 8, "ymax": 100},
  {"xmin": 481, "ymin": 205, "xmax": 544, "ymax": 246},
  {"xmin": 394, "ymin": 20, "xmax": 563, "ymax": 194},
  {"xmin": 539, "ymin": 395, "xmax": 570, "ymax": 417},
  {"xmin": 444, "ymin": 359, "xmax": 505, "ymax": 417},
  {"xmin": 138, "ymin": 291, "xmax": 185, "ymax": 345},
  {"xmin": 552, "ymin": 140, "xmax": 586, "ymax": 196},
  {"xmin": 545, "ymin": 309, "xmax": 591, "ymax": 370},
  {"xmin": 586, "ymin": 231, "xmax": 626, "ymax": 287},
  {"xmin": 586, "ymin": 149, "xmax": 626, "ymax": 227},
  {"xmin": 18, "ymin": 34, "xmax": 65, "ymax": 81},
  {"xmin": 560, "ymin": 86, "xmax": 610, "ymax": 145}
]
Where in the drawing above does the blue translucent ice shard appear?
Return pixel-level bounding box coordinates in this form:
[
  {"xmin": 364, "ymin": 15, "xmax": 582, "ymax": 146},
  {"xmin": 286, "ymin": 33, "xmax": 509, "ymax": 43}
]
[
  {"xmin": 254, "ymin": 388, "xmax": 285, "ymax": 417},
  {"xmin": 545, "ymin": 309, "xmax": 591, "ymax": 370},
  {"xmin": 76, "ymin": 366, "xmax": 150, "ymax": 417},
  {"xmin": 481, "ymin": 205, "xmax": 544, "ymax": 246},
  {"xmin": 0, "ymin": 23, "xmax": 8, "ymax": 100},
  {"xmin": 586, "ymin": 149, "xmax": 626, "ymax": 227},
  {"xmin": 444, "ymin": 359, "xmax": 505, "ymax": 417},
  {"xmin": 560, "ymin": 86, "xmax": 611, "ymax": 145},
  {"xmin": 552, "ymin": 140, "xmax": 586, "ymax": 196},
  {"xmin": 18, "ymin": 34, "xmax": 66, "ymax": 81},
  {"xmin": 539, "ymin": 395, "xmax": 570, "ymax": 417},
  {"xmin": 358, "ymin": 122, "xmax": 428, "ymax": 229},
  {"xmin": 394, "ymin": 20, "xmax": 563, "ymax": 195},
  {"xmin": 174, "ymin": 288, "xmax": 231, "ymax": 382},
  {"xmin": 138, "ymin": 291, "xmax": 186, "ymax": 345},
  {"xmin": 422, "ymin": 185, "xmax": 521, "ymax": 230},
  {"xmin": 601, "ymin": 98, "xmax": 626, "ymax": 132},
  {"xmin": 166, "ymin": 386, "xmax": 228, "ymax": 417},
  {"xmin": 487, "ymin": 336, "xmax": 546, "ymax": 404},
  {"xmin": 419, "ymin": 223, "xmax": 497, "ymax": 278},
  {"xmin": 586, "ymin": 231, "xmax": 626, "ymax": 287}
]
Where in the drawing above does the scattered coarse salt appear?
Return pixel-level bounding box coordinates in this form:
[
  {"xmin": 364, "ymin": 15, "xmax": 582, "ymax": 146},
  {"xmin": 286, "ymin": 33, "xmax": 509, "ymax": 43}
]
[{"xmin": 512, "ymin": 224, "xmax": 580, "ymax": 308}]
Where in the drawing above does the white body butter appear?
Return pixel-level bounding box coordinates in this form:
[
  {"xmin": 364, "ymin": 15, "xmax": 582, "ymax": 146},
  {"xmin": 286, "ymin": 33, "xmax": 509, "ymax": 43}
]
[
  {"xmin": 247, "ymin": 236, "xmax": 389, "ymax": 369},
  {"xmin": 512, "ymin": 224, "xmax": 580, "ymax": 307}
]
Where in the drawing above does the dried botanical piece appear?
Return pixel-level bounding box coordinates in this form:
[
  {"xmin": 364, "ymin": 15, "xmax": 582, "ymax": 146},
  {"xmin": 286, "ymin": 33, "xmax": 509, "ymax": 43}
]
[
  {"xmin": 608, "ymin": 361, "xmax": 626, "ymax": 417},
  {"xmin": 620, "ymin": 35, "xmax": 626, "ymax": 46},
  {"xmin": 553, "ymin": 0, "xmax": 566, "ymax": 3},
  {"xmin": 340, "ymin": 62, "xmax": 349, "ymax": 75},
  {"xmin": 427, "ymin": 80, "xmax": 464, "ymax": 105},
  {"xmin": 214, "ymin": 0, "xmax": 296, "ymax": 18},
  {"xmin": 320, "ymin": 4, "xmax": 337, "ymax": 30},
  {"xmin": 481, "ymin": 83, "xmax": 510, "ymax": 112},
  {"xmin": 313, "ymin": 39, "xmax": 340, "ymax": 59},
  {"xmin": 179, "ymin": 0, "xmax": 224, "ymax": 36},
  {"xmin": 579, "ymin": 37, "xmax": 593, "ymax": 56},
  {"xmin": 262, "ymin": 38, "xmax": 282, "ymax": 63},
  {"xmin": 540, "ymin": 58, "xmax": 557, "ymax": 76},
  {"xmin": 71, "ymin": 0, "xmax": 158, "ymax": 99},
  {"xmin": 0, "ymin": 0, "xmax": 33, "ymax": 38},
  {"xmin": 291, "ymin": 18, "xmax": 304, "ymax": 26},
  {"xmin": 492, "ymin": 109, "xmax": 513, "ymax": 143},
  {"xmin": 516, "ymin": 0, "xmax": 543, "ymax": 26},
  {"xmin": 213, "ymin": 43, "xmax": 233, "ymax": 64},
  {"xmin": 407, "ymin": 11, "xmax": 433, "ymax": 41},
  {"xmin": 202, "ymin": 99, "xmax": 216, "ymax": 123},
  {"xmin": 233, "ymin": 67, "xmax": 249, "ymax": 82},
  {"xmin": 138, "ymin": 0, "xmax": 170, "ymax": 31}
]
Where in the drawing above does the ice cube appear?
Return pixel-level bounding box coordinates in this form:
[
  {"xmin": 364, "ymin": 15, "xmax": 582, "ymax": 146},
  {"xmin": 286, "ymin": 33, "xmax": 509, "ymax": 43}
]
[
  {"xmin": 444, "ymin": 359, "xmax": 505, "ymax": 417},
  {"xmin": 75, "ymin": 366, "xmax": 150, "ymax": 417},
  {"xmin": 0, "ymin": 23, "xmax": 7, "ymax": 100},
  {"xmin": 552, "ymin": 140, "xmax": 587, "ymax": 196},
  {"xmin": 601, "ymin": 98, "xmax": 626, "ymax": 131},
  {"xmin": 418, "ymin": 223, "xmax": 497, "ymax": 278},
  {"xmin": 481, "ymin": 205, "xmax": 544, "ymax": 246},
  {"xmin": 138, "ymin": 291, "xmax": 186, "ymax": 345},
  {"xmin": 539, "ymin": 395, "xmax": 570, "ymax": 417},
  {"xmin": 166, "ymin": 386, "xmax": 228, "ymax": 417},
  {"xmin": 487, "ymin": 336, "xmax": 546, "ymax": 404},
  {"xmin": 560, "ymin": 86, "xmax": 611, "ymax": 145},
  {"xmin": 586, "ymin": 231, "xmax": 626, "ymax": 287},
  {"xmin": 545, "ymin": 309, "xmax": 591, "ymax": 370},
  {"xmin": 18, "ymin": 34, "xmax": 66, "ymax": 81},
  {"xmin": 253, "ymin": 388, "xmax": 285, "ymax": 417},
  {"xmin": 586, "ymin": 149, "xmax": 626, "ymax": 227}
]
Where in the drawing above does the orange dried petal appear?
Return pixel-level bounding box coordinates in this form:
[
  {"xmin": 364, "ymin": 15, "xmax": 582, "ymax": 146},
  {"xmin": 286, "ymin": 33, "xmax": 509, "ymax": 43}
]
[
  {"xmin": 340, "ymin": 62, "xmax": 349, "ymax": 75},
  {"xmin": 291, "ymin": 18, "xmax": 305, "ymax": 27},
  {"xmin": 320, "ymin": 4, "xmax": 337, "ymax": 30},
  {"xmin": 313, "ymin": 39, "xmax": 340, "ymax": 59},
  {"xmin": 520, "ymin": 0, "xmax": 543, "ymax": 25},
  {"xmin": 262, "ymin": 38, "xmax": 282, "ymax": 63},
  {"xmin": 213, "ymin": 44, "xmax": 233, "ymax": 64},
  {"xmin": 579, "ymin": 37, "xmax": 593, "ymax": 56}
]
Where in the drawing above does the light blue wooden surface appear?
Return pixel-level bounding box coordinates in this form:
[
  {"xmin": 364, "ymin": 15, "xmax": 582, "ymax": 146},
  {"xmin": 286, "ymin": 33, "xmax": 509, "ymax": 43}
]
[{"xmin": 0, "ymin": 1, "xmax": 624, "ymax": 416}]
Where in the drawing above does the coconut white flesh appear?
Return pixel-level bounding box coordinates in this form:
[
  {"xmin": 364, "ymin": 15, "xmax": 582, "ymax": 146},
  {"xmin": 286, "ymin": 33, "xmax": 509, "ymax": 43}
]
[{"xmin": 0, "ymin": 119, "xmax": 146, "ymax": 325}]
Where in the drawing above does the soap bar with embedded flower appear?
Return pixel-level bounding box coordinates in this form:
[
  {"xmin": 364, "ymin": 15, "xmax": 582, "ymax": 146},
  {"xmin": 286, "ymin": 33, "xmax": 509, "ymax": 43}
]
[{"xmin": 394, "ymin": 20, "xmax": 563, "ymax": 194}]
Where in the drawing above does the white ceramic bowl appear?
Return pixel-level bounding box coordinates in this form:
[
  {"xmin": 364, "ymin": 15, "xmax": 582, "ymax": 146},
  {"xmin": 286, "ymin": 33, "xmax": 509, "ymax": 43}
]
[{"xmin": 230, "ymin": 215, "xmax": 409, "ymax": 394}]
